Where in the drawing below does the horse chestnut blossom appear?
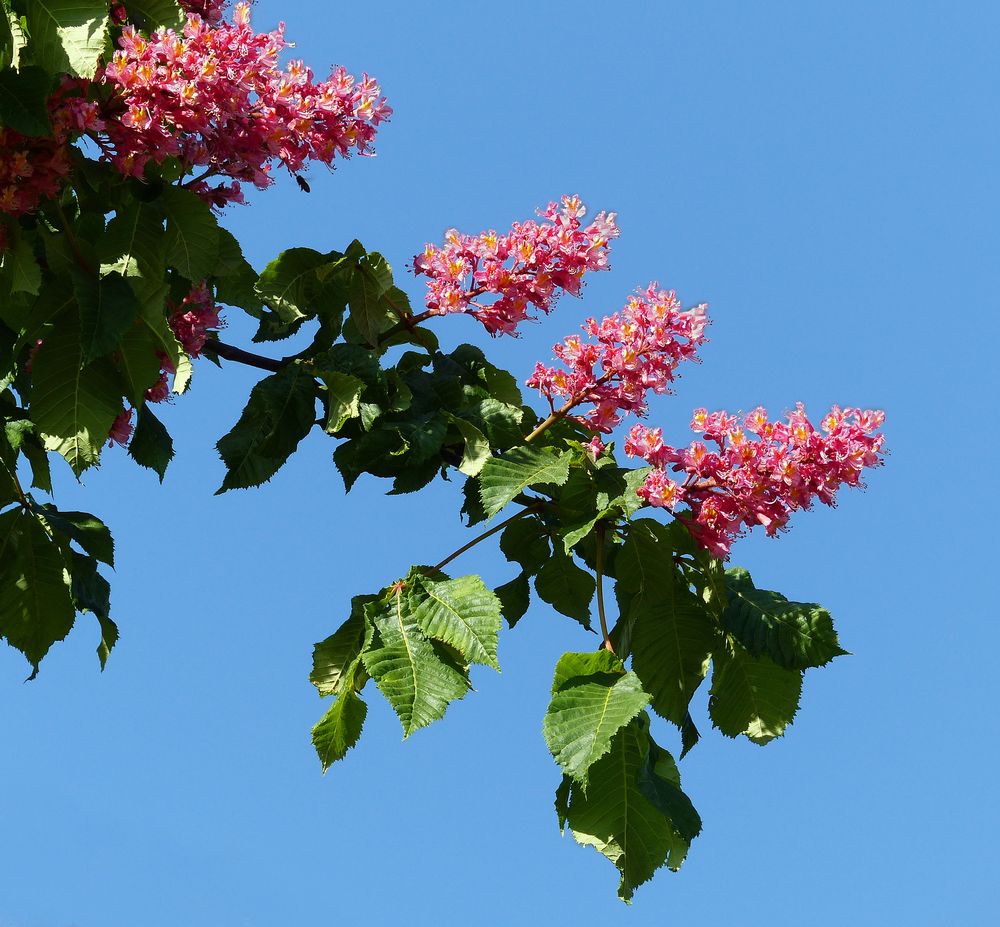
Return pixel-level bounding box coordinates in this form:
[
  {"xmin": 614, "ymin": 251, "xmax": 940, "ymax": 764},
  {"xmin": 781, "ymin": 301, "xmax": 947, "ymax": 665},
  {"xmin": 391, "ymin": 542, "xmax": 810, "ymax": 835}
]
[
  {"xmin": 99, "ymin": 3, "xmax": 391, "ymax": 206},
  {"xmin": 107, "ymin": 409, "xmax": 135, "ymax": 447},
  {"xmin": 169, "ymin": 282, "xmax": 222, "ymax": 357},
  {"xmin": 624, "ymin": 405, "xmax": 886, "ymax": 556},
  {"xmin": 413, "ymin": 195, "xmax": 619, "ymax": 335},
  {"xmin": 526, "ymin": 284, "xmax": 708, "ymax": 432}
]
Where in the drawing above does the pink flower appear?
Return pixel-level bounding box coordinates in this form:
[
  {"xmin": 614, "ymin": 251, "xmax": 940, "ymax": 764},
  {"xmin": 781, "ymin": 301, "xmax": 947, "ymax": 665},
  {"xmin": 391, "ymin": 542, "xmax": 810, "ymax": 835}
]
[
  {"xmin": 168, "ymin": 282, "xmax": 222, "ymax": 356},
  {"xmin": 626, "ymin": 405, "xmax": 886, "ymax": 555},
  {"xmin": 526, "ymin": 284, "xmax": 708, "ymax": 432},
  {"xmin": 414, "ymin": 195, "xmax": 619, "ymax": 335},
  {"xmin": 108, "ymin": 409, "xmax": 134, "ymax": 447}
]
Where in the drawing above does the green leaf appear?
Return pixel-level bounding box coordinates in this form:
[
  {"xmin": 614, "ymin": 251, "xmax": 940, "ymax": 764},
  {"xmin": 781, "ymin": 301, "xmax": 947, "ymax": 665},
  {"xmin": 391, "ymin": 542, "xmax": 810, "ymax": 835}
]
[
  {"xmin": 1, "ymin": 2, "xmax": 28, "ymax": 71},
  {"xmin": 312, "ymin": 688, "xmax": 368, "ymax": 772},
  {"xmin": 255, "ymin": 247, "xmax": 341, "ymax": 325},
  {"xmin": 99, "ymin": 199, "xmax": 165, "ymax": 283},
  {"xmin": 24, "ymin": 0, "xmax": 110, "ymax": 78},
  {"xmin": 442, "ymin": 413, "xmax": 490, "ymax": 477},
  {"xmin": 123, "ymin": 0, "xmax": 184, "ymax": 31},
  {"xmin": 20, "ymin": 431, "xmax": 52, "ymax": 493},
  {"xmin": 215, "ymin": 364, "xmax": 318, "ymax": 492},
  {"xmin": 565, "ymin": 716, "xmax": 692, "ymax": 902},
  {"xmin": 494, "ymin": 572, "xmax": 530, "ymax": 628},
  {"xmin": 0, "ymin": 65, "xmax": 52, "ymax": 136},
  {"xmin": 346, "ymin": 252, "xmax": 397, "ymax": 348},
  {"xmin": 73, "ymin": 269, "xmax": 140, "ymax": 363},
  {"xmin": 722, "ymin": 568, "xmax": 847, "ymax": 670},
  {"xmin": 160, "ymin": 186, "xmax": 221, "ymax": 282},
  {"xmin": 361, "ymin": 583, "xmax": 470, "ymax": 737},
  {"xmin": 95, "ymin": 612, "xmax": 118, "ymax": 670},
  {"xmin": 461, "ymin": 476, "xmax": 488, "ymax": 526},
  {"xmin": 317, "ymin": 370, "xmax": 363, "ymax": 434},
  {"xmin": 478, "ymin": 446, "xmax": 571, "ymax": 519},
  {"xmin": 543, "ymin": 651, "xmax": 650, "ymax": 786},
  {"xmin": 708, "ymin": 644, "xmax": 803, "ymax": 745},
  {"xmin": 128, "ymin": 281, "xmax": 191, "ymax": 395},
  {"xmin": 555, "ymin": 774, "xmax": 572, "ymax": 834},
  {"xmin": 128, "ymin": 402, "xmax": 173, "ymax": 481},
  {"xmin": 31, "ymin": 311, "xmax": 123, "ymax": 475},
  {"xmin": 499, "ymin": 515, "xmax": 550, "ymax": 574},
  {"xmin": 534, "ymin": 548, "xmax": 595, "ymax": 629},
  {"xmin": 409, "ymin": 574, "xmax": 502, "ymax": 670},
  {"xmin": 628, "ymin": 572, "xmax": 718, "ymax": 727},
  {"xmin": 636, "ymin": 738, "xmax": 702, "ymax": 844},
  {"xmin": 0, "ymin": 509, "xmax": 75, "ymax": 676},
  {"xmin": 31, "ymin": 502, "xmax": 113, "ymax": 566},
  {"xmin": 310, "ymin": 596, "xmax": 373, "ymax": 697},
  {"xmin": 2, "ymin": 234, "xmax": 42, "ymax": 296},
  {"xmin": 213, "ymin": 228, "xmax": 261, "ymax": 316}
]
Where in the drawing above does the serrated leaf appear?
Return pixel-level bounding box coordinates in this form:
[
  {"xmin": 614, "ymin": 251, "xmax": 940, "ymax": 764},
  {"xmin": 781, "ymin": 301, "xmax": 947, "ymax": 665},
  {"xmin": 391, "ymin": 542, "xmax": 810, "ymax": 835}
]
[
  {"xmin": 317, "ymin": 370, "xmax": 363, "ymax": 434},
  {"xmin": 636, "ymin": 739, "xmax": 702, "ymax": 843},
  {"xmin": 127, "ymin": 402, "xmax": 173, "ymax": 480},
  {"xmin": 709, "ymin": 645, "xmax": 802, "ymax": 744},
  {"xmin": 3, "ymin": 234, "xmax": 42, "ymax": 295},
  {"xmin": 442, "ymin": 413, "xmax": 490, "ymax": 477},
  {"xmin": 73, "ymin": 269, "xmax": 140, "ymax": 363},
  {"xmin": 213, "ymin": 227, "xmax": 262, "ymax": 316},
  {"xmin": 361, "ymin": 584, "xmax": 470, "ymax": 737},
  {"xmin": 544, "ymin": 651, "xmax": 650, "ymax": 785},
  {"xmin": 24, "ymin": 0, "xmax": 110, "ymax": 79},
  {"xmin": 494, "ymin": 572, "xmax": 529, "ymax": 628},
  {"xmin": 255, "ymin": 247, "xmax": 338, "ymax": 325},
  {"xmin": 216, "ymin": 364, "xmax": 317, "ymax": 492},
  {"xmin": 346, "ymin": 252, "xmax": 397, "ymax": 348},
  {"xmin": 31, "ymin": 311, "xmax": 123, "ymax": 475},
  {"xmin": 565, "ymin": 715, "xmax": 692, "ymax": 902},
  {"xmin": 311, "ymin": 596, "xmax": 373, "ymax": 697},
  {"xmin": 534, "ymin": 548, "xmax": 595, "ymax": 629},
  {"xmin": 312, "ymin": 688, "xmax": 367, "ymax": 771},
  {"xmin": 31, "ymin": 502, "xmax": 113, "ymax": 566},
  {"xmin": 499, "ymin": 515, "xmax": 550, "ymax": 574},
  {"xmin": 0, "ymin": 509, "xmax": 75, "ymax": 676},
  {"xmin": 722, "ymin": 568, "xmax": 847, "ymax": 670},
  {"xmin": 160, "ymin": 186, "xmax": 220, "ymax": 282},
  {"xmin": 0, "ymin": 65, "xmax": 52, "ymax": 135},
  {"xmin": 99, "ymin": 199, "xmax": 165, "ymax": 283},
  {"xmin": 461, "ymin": 476, "xmax": 488, "ymax": 526},
  {"xmin": 124, "ymin": 0, "xmax": 184, "ymax": 31},
  {"xmin": 478, "ymin": 446, "xmax": 570, "ymax": 519},
  {"xmin": 409, "ymin": 574, "xmax": 502, "ymax": 670}
]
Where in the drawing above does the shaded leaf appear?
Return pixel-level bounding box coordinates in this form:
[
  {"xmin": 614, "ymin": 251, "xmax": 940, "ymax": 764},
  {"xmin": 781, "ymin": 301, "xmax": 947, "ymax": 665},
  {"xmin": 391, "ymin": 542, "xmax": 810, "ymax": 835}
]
[
  {"xmin": 494, "ymin": 572, "xmax": 530, "ymax": 628},
  {"xmin": 534, "ymin": 548, "xmax": 595, "ymax": 629},
  {"xmin": 128, "ymin": 402, "xmax": 173, "ymax": 481}
]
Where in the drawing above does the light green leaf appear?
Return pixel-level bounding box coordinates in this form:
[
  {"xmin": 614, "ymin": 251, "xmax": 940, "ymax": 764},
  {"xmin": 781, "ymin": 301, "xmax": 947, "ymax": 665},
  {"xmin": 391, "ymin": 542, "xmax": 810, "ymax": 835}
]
[
  {"xmin": 24, "ymin": 0, "xmax": 109, "ymax": 78},
  {"xmin": 443, "ymin": 413, "xmax": 490, "ymax": 477},
  {"xmin": 31, "ymin": 311, "xmax": 123, "ymax": 475},
  {"xmin": 361, "ymin": 584, "xmax": 470, "ymax": 738},
  {"xmin": 409, "ymin": 574, "xmax": 502, "ymax": 670},
  {"xmin": 709, "ymin": 644, "xmax": 803, "ymax": 745},
  {"xmin": 312, "ymin": 688, "xmax": 367, "ymax": 772},
  {"xmin": 215, "ymin": 364, "xmax": 318, "ymax": 493},
  {"xmin": 0, "ymin": 509, "xmax": 75, "ymax": 676},
  {"xmin": 565, "ymin": 716, "xmax": 692, "ymax": 902},
  {"xmin": 317, "ymin": 370, "xmax": 363, "ymax": 434},
  {"xmin": 478, "ymin": 446, "xmax": 571, "ymax": 519},
  {"xmin": 534, "ymin": 548, "xmax": 595, "ymax": 629},
  {"xmin": 160, "ymin": 186, "xmax": 221, "ymax": 282},
  {"xmin": 311, "ymin": 596, "xmax": 373, "ymax": 697},
  {"xmin": 722, "ymin": 568, "xmax": 847, "ymax": 670},
  {"xmin": 544, "ymin": 651, "xmax": 650, "ymax": 786}
]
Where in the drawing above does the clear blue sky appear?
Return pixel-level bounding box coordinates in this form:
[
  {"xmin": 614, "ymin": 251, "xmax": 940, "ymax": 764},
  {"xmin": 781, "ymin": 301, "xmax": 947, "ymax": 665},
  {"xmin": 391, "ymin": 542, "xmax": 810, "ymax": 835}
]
[{"xmin": 3, "ymin": 1, "xmax": 997, "ymax": 923}]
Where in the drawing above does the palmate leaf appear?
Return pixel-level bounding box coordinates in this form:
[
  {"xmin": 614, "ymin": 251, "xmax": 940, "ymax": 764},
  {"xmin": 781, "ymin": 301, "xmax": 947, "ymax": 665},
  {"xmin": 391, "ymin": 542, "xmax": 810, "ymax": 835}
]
[
  {"xmin": 215, "ymin": 363, "xmax": 318, "ymax": 492},
  {"xmin": 409, "ymin": 574, "xmax": 502, "ymax": 670},
  {"xmin": 31, "ymin": 311, "xmax": 123, "ymax": 475},
  {"xmin": 361, "ymin": 583, "xmax": 471, "ymax": 738},
  {"xmin": 722, "ymin": 567, "xmax": 847, "ymax": 669},
  {"xmin": 708, "ymin": 643, "xmax": 803, "ymax": 745},
  {"xmin": 477, "ymin": 446, "xmax": 571, "ymax": 519},
  {"xmin": 0, "ymin": 509, "xmax": 75, "ymax": 677},
  {"xmin": 24, "ymin": 0, "xmax": 110, "ymax": 79},
  {"xmin": 564, "ymin": 714, "xmax": 695, "ymax": 902},
  {"xmin": 543, "ymin": 651, "xmax": 650, "ymax": 786}
]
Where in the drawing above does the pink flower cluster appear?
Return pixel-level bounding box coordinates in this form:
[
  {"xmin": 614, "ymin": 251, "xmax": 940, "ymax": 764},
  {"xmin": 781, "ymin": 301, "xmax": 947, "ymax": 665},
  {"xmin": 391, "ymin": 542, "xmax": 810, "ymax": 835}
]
[
  {"xmin": 413, "ymin": 195, "xmax": 619, "ymax": 336},
  {"xmin": 169, "ymin": 282, "xmax": 221, "ymax": 357},
  {"xmin": 177, "ymin": 0, "xmax": 228, "ymax": 26},
  {"xmin": 108, "ymin": 409, "xmax": 134, "ymax": 447},
  {"xmin": 526, "ymin": 284, "xmax": 708, "ymax": 432},
  {"xmin": 99, "ymin": 3, "xmax": 390, "ymax": 206},
  {"xmin": 624, "ymin": 405, "xmax": 886, "ymax": 556},
  {"xmin": 0, "ymin": 80, "xmax": 101, "ymax": 218}
]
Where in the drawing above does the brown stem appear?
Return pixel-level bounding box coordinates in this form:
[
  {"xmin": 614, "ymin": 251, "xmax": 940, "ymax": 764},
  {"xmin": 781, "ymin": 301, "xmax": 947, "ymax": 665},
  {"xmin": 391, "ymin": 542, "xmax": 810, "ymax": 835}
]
[
  {"xmin": 202, "ymin": 339, "xmax": 288, "ymax": 373},
  {"xmin": 523, "ymin": 370, "xmax": 615, "ymax": 444},
  {"xmin": 377, "ymin": 308, "xmax": 436, "ymax": 345},
  {"xmin": 595, "ymin": 522, "xmax": 614, "ymax": 653},
  {"xmin": 429, "ymin": 504, "xmax": 540, "ymax": 574}
]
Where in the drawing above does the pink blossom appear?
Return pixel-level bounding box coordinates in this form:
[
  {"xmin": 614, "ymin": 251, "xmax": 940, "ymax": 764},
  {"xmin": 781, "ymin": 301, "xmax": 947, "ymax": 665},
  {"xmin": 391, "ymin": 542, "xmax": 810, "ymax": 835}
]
[
  {"xmin": 169, "ymin": 282, "xmax": 222, "ymax": 356},
  {"xmin": 98, "ymin": 3, "xmax": 390, "ymax": 206},
  {"xmin": 526, "ymin": 284, "xmax": 708, "ymax": 432},
  {"xmin": 108, "ymin": 409, "xmax": 134, "ymax": 447},
  {"xmin": 413, "ymin": 195, "xmax": 619, "ymax": 335},
  {"xmin": 626, "ymin": 405, "xmax": 886, "ymax": 556}
]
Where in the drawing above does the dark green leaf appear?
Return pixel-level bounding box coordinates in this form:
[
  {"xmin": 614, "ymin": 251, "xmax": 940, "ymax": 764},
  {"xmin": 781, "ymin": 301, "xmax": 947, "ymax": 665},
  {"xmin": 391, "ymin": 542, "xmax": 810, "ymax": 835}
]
[
  {"xmin": 73, "ymin": 269, "xmax": 140, "ymax": 363},
  {"xmin": 494, "ymin": 572, "xmax": 530, "ymax": 628},
  {"xmin": 123, "ymin": 0, "xmax": 184, "ymax": 31},
  {"xmin": 160, "ymin": 186, "xmax": 221, "ymax": 282},
  {"xmin": 99, "ymin": 199, "xmax": 165, "ymax": 283},
  {"xmin": 499, "ymin": 515, "xmax": 551, "ymax": 574},
  {"xmin": 534, "ymin": 548, "xmax": 595, "ymax": 629},
  {"xmin": 346, "ymin": 252, "xmax": 396, "ymax": 348},
  {"xmin": 0, "ymin": 65, "xmax": 52, "ymax": 136},
  {"xmin": 31, "ymin": 502, "xmax": 113, "ymax": 566},
  {"xmin": 128, "ymin": 403, "xmax": 173, "ymax": 481}
]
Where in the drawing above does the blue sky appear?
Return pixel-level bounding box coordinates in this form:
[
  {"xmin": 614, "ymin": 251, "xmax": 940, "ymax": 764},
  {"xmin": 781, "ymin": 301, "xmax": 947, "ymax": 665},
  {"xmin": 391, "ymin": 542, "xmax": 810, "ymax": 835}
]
[{"xmin": 2, "ymin": 1, "xmax": 998, "ymax": 923}]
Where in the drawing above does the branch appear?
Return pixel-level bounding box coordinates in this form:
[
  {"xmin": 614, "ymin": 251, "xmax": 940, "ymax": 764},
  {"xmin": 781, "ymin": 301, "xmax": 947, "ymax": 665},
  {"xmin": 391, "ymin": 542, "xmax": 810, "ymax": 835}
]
[
  {"xmin": 201, "ymin": 339, "xmax": 288, "ymax": 373},
  {"xmin": 428, "ymin": 504, "xmax": 541, "ymax": 574}
]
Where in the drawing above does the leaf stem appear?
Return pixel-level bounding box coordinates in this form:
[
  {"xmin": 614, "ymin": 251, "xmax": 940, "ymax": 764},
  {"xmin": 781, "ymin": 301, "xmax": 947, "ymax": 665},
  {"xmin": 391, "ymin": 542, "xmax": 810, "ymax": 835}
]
[
  {"xmin": 429, "ymin": 504, "xmax": 541, "ymax": 574},
  {"xmin": 595, "ymin": 521, "xmax": 614, "ymax": 653}
]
